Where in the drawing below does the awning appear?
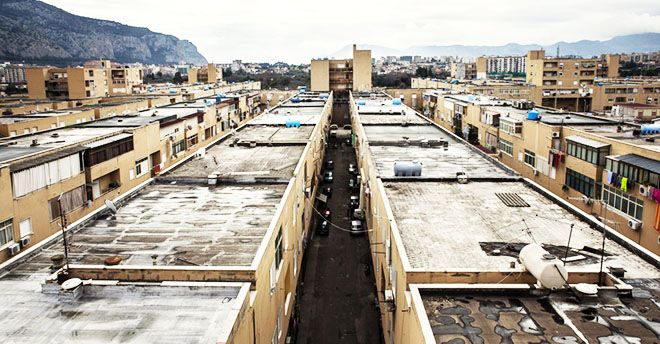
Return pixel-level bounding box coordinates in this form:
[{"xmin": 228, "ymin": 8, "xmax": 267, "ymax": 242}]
[
  {"xmin": 610, "ymin": 153, "xmax": 660, "ymax": 175},
  {"xmin": 566, "ymin": 135, "xmax": 610, "ymax": 149},
  {"xmin": 10, "ymin": 146, "xmax": 85, "ymax": 172}
]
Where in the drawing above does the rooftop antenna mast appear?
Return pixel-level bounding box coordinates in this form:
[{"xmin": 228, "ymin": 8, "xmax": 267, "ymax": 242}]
[
  {"xmin": 57, "ymin": 193, "xmax": 70, "ymax": 275},
  {"xmin": 556, "ymin": 45, "xmax": 560, "ymax": 58}
]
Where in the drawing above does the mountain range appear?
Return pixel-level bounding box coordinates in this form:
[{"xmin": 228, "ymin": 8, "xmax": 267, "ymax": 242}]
[
  {"xmin": 329, "ymin": 33, "xmax": 660, "ymax": 59},
  {"xmin": 0, "ymin": 0, "xmax": 207, "ymax": 66}
]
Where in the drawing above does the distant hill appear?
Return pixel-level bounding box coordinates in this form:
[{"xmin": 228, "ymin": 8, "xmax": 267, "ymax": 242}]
[
  {"xmin": 329, "ymin": 33, "xmax": 660, "ymax": 58},
  {"xmin": 0, "ymin": 0, "xmax": 208, "ymax": 66}
]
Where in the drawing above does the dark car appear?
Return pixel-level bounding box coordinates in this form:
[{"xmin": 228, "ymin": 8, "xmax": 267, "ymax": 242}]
[
  {"xmin": 321, "ymin": 208, "xmax": 332, "ymax": 220},
  {"xmin": 343, "ymin": 124, "xmax": 352, "ymax": 130},
  {"xmin": 325, "ymin": 160, "xmax": 334, "ymax": 170},
  {"xmin": 348, "ymin": 163, "xmax": 357, "ymax": 175},
  {"xmin": 348, "ymin": 178, "xmax": 355, "ymax": 189},
  {"xmin": 352, "ymin": 208, "xmax": 365, "ymax": 220},
  {"xmin": 332, "ymin": 142, "xmax": 339, "ymax": 149},
  {"xmin": 350, "ymin": 220, "xmax": 364, "ymax": 236},
  {"xmin": 322, "ymin": 186, "xmax": 332, "ymax": 198},
  {"xmin": 349, "ymin": 195, "xmax": 359, "ymax": 209},
  {"xmin": 324, "ymin": 171, "xmax": 333, "ymax": 183},
  {"xmin": 317, "ymin": 220, "xmax": 329, "ymax": 235},
  {"xmin": 345, "ymin": 138, "xmax": 352, "ymax": 147}
]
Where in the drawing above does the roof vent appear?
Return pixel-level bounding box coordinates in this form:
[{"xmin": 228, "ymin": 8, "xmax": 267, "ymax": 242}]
[
  {"xmin": 495, "ymin": 193, "xmax": 530, "ymax": 207},
  {"xmin": 51, "ymin": 133, "xmax": 60, "ymax": 138},
  {"xmin": 30, "ymin": 139, "xmax": 39, "ymax": 146}
]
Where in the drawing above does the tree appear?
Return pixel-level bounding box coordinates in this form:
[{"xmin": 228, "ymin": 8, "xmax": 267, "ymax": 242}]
[{"xmin": 173, "ymin": 72, "xmax": 183, "ymax": 84}]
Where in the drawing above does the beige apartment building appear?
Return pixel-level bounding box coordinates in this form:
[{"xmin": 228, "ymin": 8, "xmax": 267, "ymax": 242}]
[
  {"xmin": 0, "ymin": 92, "xmax": 332, "ymax": 344},
  {"xmin": 188, "ymin": 63, "xmax": 223, "ymax": 84},
  {"xmin": 425, "ymin": 90, "xmax": 660, "ymax": 256},
  {"xmin": 0, "ymin": 84, "xmax": 262, "ymax": 263},
  {"xmin": 412, "ymin": 76, "xmax": 660, "ymax": 113},
  {"xmin": 449, "ymin": 62, "xmax": 477, "ymax": 80},
  {"xmin": 349, "ymin": 92, "xmax": 659, "ymax": 344},
  {"xmin": 26, "ymin": 61, "xmax": 144, "ymax": 100},
  {"xmin": 310, "ymin": 44, "xmax": 372, "ymax": 92}
]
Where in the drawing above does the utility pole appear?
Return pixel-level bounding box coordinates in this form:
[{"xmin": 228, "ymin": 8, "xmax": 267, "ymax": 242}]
[
  {"xmin": 57, "ymin": 194, "xmax": 70, "ymax": 273},
  {"xmin": 598, "ymin": 200, "xmax": 609, "ymax": 285}
]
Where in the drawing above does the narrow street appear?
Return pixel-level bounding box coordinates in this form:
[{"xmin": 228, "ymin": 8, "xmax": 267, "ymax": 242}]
[{"xmin": 294, "ymin": 122, "xmax": 382, "ymax": 343}]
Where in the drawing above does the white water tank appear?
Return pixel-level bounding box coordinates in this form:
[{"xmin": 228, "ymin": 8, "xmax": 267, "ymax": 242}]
[
  {"xmin": 394, "ymin": 161, "xmax": 422, "ymax": 176},
  {"xmin": 519, "ymin": 243, "xmax": 568, "ymax": 290}
]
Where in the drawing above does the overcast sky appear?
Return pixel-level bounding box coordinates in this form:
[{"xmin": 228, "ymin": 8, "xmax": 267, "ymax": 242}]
[{"xmin": 42, "ymin": 0, "xmax": 660, "ymax": 63}]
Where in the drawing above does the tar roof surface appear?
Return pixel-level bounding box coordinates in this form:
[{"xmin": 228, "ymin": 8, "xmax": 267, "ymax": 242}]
[
  {"xmin": 239, "ymin": 125, "xmax": 314, "ymax": 142},
  {"xmin": 421, "ymin": 283, "xmax": 660, "ymax": 344},
  {"xmin": 384, "ymin": 181, "xmax": 660, "ymax": 277},
  {"xmin": 367, "ymin": 125, "xmax": 513, "ymax": 179},
  {"xmin": 249, "ymin": 113, "xmax": 321, "ymax": 126},
  {"xmin": 2, "ymin": 127, "xmax": 124, "ymax": 148},
  {"xmin": 167, "ymin": 142, "xmax": 305, "ymax": 181},
  {"xmin": 14, "ymin": 183, "xmax": 286, "ymax": 268},
  {"xmin": 0, "ymin": 280, "xmax": 245, "ymax": 343}
]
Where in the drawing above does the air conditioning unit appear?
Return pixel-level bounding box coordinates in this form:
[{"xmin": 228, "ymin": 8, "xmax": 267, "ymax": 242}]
[
  {"xmin": 7, "ymin": 243, "xmax": 20, "ymax": 256},
  {"xmin": 551, "ymin": 132, "xmax": 560, "ymax": 138},
  {"xmin": 532, "ymin": 169, "xmax": 539, "ymax": 176},
  {"xmin": 19, "ymin": 236, "xmax": 31, "ymax": 247},
  {"xmin": 582, "ymin": 195, "xmax": 593, "ymax": 205},
  {"xmin": 628, "ymin": 219, "xmax": 642, "ymax": 231},
  {"xmin": 639, "ymin": 185, "xmax": 650, "ymax": 197}
]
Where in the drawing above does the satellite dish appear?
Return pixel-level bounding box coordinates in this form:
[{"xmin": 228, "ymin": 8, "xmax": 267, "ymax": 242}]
[{"xmin": 104, "ymin": 199, "xmax": 117, "ymax": 214}]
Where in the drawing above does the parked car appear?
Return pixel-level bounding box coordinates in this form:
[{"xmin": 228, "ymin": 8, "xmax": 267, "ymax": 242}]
[
  {"xmin": 324, "ymin": 171, "xmax": 333, "ymax": 183},
  {"xmin": 325, "ymin": 160, "xmax": 334, "ymax": 170},
  {"xmin": 322, "ymin": 186, "xmax": 332, "ymax": 198},
  {"xmin": 349, "ymin": 195, "xmax": 359, "ymax": 209},
  {"xmin": 322, "ymin": 208, "xmax": 332, "ymax": 220},
  {"xmin": 352, "ymin": 208, "xmax": 365, "ymax": 220},
  {"xmin": 345, "ymin": 138, "xmax": 352, "ymax": 147},
  {"xmin": 330, "ymin": 130, "xmax": 337, "ymax": 139},
  {"xmin": 317, "ymin": 220, "xmax": 329, "ymax": 235},
  {"xmin": 350, "ymin": 220, "xmax": 364, "ymax": 236},
  {"xmin": 330, "ymin": 124, "xmax": 339, "ymax": 130},
  {"xmin": 347, "ymin": 178, "xmax": 355, "ymax": 189},
  {"xmin": 348, "ymin": 163, "xmax": 357, "ymax": 175},
  {"xmin": 343, "ymin": 124, "xmax": 352, "ymax": 130},
  {"xmin": 332, "ymin": 143, "xmax": 339, "ymax": 149}
]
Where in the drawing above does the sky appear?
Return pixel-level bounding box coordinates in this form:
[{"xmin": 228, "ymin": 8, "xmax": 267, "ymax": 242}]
[{"xmin": 42, "ymin": 0, "xmax": 660, "ymax": 64}]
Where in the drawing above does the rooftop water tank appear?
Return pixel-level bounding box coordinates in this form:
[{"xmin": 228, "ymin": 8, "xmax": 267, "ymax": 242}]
[
  {"xmin": 392, "ymin": 98, "xmax": 402, "ymax": 106},
  {"xmin": 597, "ymin": 82, "xmax": 604, "ymax": 87},
  {"xmin": 527, "ymin": 109, "xmax": 540, "ymax": 121},
  {"xmin": 285, "ymin": 119, "xmax": 301, "ymax": 128},
  {"xmin": 393, "ymin": 161, "xmax": 422, "ymax": 176},
  {"xmin": 519, "ymin": 243, "xmax": 568, "ymax": 290},
  {"xmin": 641, "ymin": 123, "xmax": 660, "ymax": 135},
  {"xmin": 291, "ymin": 97, "xmax": 301, "ymax": 103},
  {"xmin": 319, "ymin": 93, "xmax": 329, "ymax": 99},
  {"xmin": 215, "ymin": 95, "xmax": 223, "ymax": 104},
  {"xmin": 357, "ymin": 100, "xmax": 367, "ymax": 106}
]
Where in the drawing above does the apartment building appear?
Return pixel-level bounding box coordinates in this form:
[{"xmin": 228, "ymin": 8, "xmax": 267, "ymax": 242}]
[
  {"xmin": 188, "ymin": 63, "xmax": 223, "ymax": 84},
  {"xmin": 310, "ymin": 44, "xmax": 372, "ymax": 92},
  {"xmin": 412, "ymin": 76, "xmax": 660, "ymax": 113},
  {"xmin": 449, "ymin": 62, "xmax": 477, "ymax": 80},
  {"xmin": 476, "ymin": 55, "xmax": 526, "ymax": 79},
  {"xmin": 349, "ymin": 92, "xmax": 660, "ymax": 343},
  {"xmin": 613, "ymin": 103, "xmax": 660, "ymax": 122},
  {"xmin": 0, "ymin": 92, "xmax": 331, "ymax": 343},
  {"xmin": 0, "ymin": 88, "xmax": 265, "ymax": 263},
  {"xmin": 526, "ymin": 49, "xmax": 620, "ymax": 111},
  {"xmin": 425, "ymin": 90, "xmax": 660, "ymax": 256},
  {"xmin": 2, "ymin": 64, "xmax": 27, "ymax": 83},
  {"xmin": 26, "ymin": 61, "xmax": 144, "ymax": 100}
]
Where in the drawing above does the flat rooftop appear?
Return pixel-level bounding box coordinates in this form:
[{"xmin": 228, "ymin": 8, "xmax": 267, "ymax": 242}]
[
  {"xmin": 365, "ymin": 125, "xmax": 514, "ymax": 179},
  {"xmin": 18, "ymin": 183, "xmax": 286, "ymax": 267},
  {"xmin": 0, "ymin": 278, "xmax": 246, "ymax": 343},
  {"xmin": 420, "ymin": 282, "xmax": 660, "ymax": 344},
  {"xmin": 484, "ymin": 105, "xmax": 615, "ymax": 125},
  {"xmin": 1, "ymin": 126, "xmax": 124, "ymax": 149},
  {"xmin": 249, "ymin": 112, "xmax": 321, "ymax": 126},
  {"xmin": 384, "ymin": 181, "xmax": 659, "ymax": 277},
  {"xmin": 358, "ymin": 113, "xmax": 428, "ymax": 125},
  {"xmin": 238, "ymin": 124, "xmax": 314, "ymax": 142},
  {"xmin": 577, "ymin": 124, "xmax": 660, "ymax": 151},
  {"xmin": 166, "ymin": 142, "xmax": 305, "ymax": 182}
]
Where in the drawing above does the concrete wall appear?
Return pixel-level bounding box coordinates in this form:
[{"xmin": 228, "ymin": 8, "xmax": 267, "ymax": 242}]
[
  {"xmin": 353, "ymin": 47, "xmax": 372, "ymax": 92},
  {"xmin": 310, "ymin": 60, "xmax": 330, "ymax": 92}
]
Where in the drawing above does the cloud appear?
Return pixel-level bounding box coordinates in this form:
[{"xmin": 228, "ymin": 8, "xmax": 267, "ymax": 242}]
[{"xmin": 41, "ymin": 0, "xmax": 660, "ymax": 63}]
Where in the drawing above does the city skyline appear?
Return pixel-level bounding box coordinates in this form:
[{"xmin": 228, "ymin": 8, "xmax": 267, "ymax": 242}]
[{"xmin": 42, "ymin": 0, "xmax": 660, "ymax": 63}]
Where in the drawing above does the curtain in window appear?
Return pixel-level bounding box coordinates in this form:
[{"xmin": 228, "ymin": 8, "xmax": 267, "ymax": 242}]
[{"xmin": 12, "ymin": 153, "xmax": 82, "ymax": 197}]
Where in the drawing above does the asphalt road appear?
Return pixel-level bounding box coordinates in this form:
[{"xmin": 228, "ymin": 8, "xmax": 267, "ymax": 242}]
[{"xmin": 294, "ymin": 131, "xmax": 382, "ymax": 344}]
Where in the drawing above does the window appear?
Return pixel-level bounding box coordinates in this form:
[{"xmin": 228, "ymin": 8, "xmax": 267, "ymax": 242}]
[
  {"xmin": 86, "ymin": 137, "xmax": 134, "ymax": 166},
  {"xmin": 567, "ymin": 140, "xmax": 609, "ymax": 166},
  {"xmin": 187, "ymin": 134, "xmax": 198, "ymax": 147},
  {"xmin": 524, "ymin": 150, "xmax": 536, "ymax": 167},
  {"xmin": 498, "ymin": 138, "xmax": 513, "ymax": 156},
  {"xmin": 0, "ymin": 219, "xmax": 14, "ymax": 246},
  {"xmin": 274, "ymin": 227, "xmax": 283, "ymax": 270},
  {"xmin": 606, "ymin": 158, "xmax": 659, "ymax": 187},
  {"xmin": 19, "ymin": 218, "xmax": 32, "ymax": 238},
  {"xmin": 48, "ymin": 186, "xmax": 86, "ymax": 220},
  {"xmin": 172, "ymin": 140, "xmax": 186, "ymax": 155},
  {"xmin": 603, "ymin": 185, "xmax": 644, "ymax": 220},
  {"xmin": 500, "ymin": 118, "xmax": 523, "ymax": 135},
  {"xmin": 565, "ymin": 168, "xmax": 595, "ymax": 197},
  {"xmin": 88, "ymin": 70, "xmax": 94, "ymax": 77},
  {"xmin": 135, "ymin": 157, "xmax": 148, "ymax": 177}
]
